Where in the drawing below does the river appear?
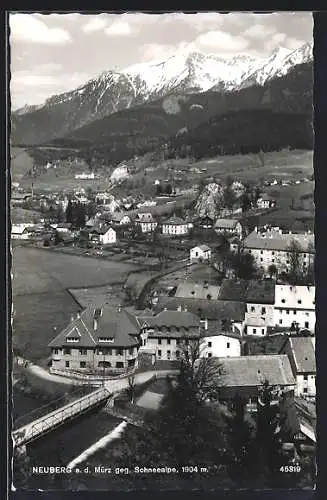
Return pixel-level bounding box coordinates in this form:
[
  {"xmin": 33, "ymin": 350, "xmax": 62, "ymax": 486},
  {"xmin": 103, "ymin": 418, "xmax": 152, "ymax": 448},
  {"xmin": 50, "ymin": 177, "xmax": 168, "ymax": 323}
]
[{"xmin": 13, "ymin": 388, "xmax": 122, "ymax": 490}]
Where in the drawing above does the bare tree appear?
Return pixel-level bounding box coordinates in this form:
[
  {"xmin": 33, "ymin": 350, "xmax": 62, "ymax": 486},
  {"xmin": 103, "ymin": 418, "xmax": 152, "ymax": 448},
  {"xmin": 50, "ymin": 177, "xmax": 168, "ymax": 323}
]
[{"xmin": 126, "ymin": 375, "xmax": 136, "ymax": 404}]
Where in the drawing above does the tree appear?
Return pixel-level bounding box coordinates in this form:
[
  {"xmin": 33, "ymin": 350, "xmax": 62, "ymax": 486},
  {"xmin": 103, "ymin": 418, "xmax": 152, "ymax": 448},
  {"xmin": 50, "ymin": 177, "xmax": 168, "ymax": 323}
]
[
  {"xmin": 223, "ymin": 176, "xmax": 236, "ymax": 210},
  {"xmin": 287, "ymin": 240, "xmax": 301, "ymax": 284},
  {"xmin": 225, "ymin": 393, "xmax": 256, "ymax": 484},
  {"xmin": 126, "ymin": 375, "xmax": 136, "ymax": 404},
  {"xmin": 74, "ymin": 203, "xmax": 86, "ymax": 229},
  {"xmin": 65, "ymin": 199, "xmax": 73, "ymax": 223},
  {"xmin": 228, "ymin": 251, "xmax": 257, "ymax": 280},
  {"xmin": 241, "ymin": 192, "xmax": 252, "ymax": 212},
  {"xmin": 255, "ymin": 381, "xmax": 285, "ymax": 486},
  {"xmin": 155, "ymin": 183, "xmax": 163, "ymax": 196},
  {"xmin": 165, "ymin": 183, "xmax": 173, "ymax": 195},
  {"xmin": 267, "ymin": 264, "xmax": 278, "ymax": 279},
  {"xmin": 145, "ymin": 347, "xmax": 228, "ymax": 471}
]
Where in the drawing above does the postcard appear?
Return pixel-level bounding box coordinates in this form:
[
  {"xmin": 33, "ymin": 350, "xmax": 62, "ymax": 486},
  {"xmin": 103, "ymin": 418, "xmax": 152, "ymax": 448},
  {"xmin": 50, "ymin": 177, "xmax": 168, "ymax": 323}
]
[{"xmin": 10, "ymin": 11, "xmax": 316, "ymax": 492}]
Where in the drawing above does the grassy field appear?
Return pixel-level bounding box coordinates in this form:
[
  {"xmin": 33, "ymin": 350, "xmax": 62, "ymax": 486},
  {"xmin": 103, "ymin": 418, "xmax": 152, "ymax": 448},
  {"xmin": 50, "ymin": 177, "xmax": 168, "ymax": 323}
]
[
  {"xmin": 11, "ymin": 147, "xmax": 35, "ymax": 183},
  {"xmin": 12, "ymin": 246, "xmax": 139, "ymax": 361}
]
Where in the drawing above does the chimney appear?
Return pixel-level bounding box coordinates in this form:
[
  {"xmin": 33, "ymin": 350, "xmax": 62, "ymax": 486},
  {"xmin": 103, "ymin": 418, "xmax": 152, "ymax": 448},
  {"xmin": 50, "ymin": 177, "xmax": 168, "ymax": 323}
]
[
  {"xmin": 70, "ymin": 314, "xmax": 75, "ymax": 322},
  {"xmin": 77, "ymin": 312, "xmax": 81, "ymax": 319},
  {"xmin": 93, "ymin": 319, "xmax": 98, "ymax": 331}
]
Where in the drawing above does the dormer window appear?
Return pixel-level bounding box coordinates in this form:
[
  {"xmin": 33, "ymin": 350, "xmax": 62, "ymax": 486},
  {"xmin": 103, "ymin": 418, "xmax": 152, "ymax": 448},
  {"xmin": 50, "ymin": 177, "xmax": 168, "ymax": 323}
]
[
  {"xmin": 98, "ymin": 337, "xmax": 114, "ymax": 343},
  {"xmin": 298, "ymin": 300, "xmax": 302, "ymax": 304},
  {"xmin": 66, "ymin": 337, "xmax": 80, "ymax": 343},
  {"xmin": 281, "ymin": 299, "xmax": 285, "ymax": 303}
]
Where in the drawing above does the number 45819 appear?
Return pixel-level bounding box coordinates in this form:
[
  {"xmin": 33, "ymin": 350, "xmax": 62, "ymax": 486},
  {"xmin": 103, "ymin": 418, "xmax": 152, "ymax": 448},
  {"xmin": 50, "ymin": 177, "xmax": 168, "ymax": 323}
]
[{"xmin": 280, "ymin": 465, "xmax": 301, "ymax": 473}]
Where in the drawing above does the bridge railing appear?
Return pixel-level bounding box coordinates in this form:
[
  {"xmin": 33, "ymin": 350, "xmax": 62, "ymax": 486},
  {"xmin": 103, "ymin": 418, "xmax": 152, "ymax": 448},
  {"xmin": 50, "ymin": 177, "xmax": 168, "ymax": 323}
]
[
  {"xmin": 49, "ymin": 367, "xmax": 136, "ymax": 382},
  {"xmin": 13, "ymin": 387, "xmax": 111, "ymax": 447}
]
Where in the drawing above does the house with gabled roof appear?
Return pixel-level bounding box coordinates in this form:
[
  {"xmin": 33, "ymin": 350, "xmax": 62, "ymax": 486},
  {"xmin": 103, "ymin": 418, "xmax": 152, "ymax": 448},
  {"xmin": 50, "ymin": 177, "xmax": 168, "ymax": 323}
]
[
  {"xmin": 136, "ymin": 309, "xmax": 202, "ymax": 362},
  {"xmin": 134, "ymin": 212, "xmax": 158, "ymax": 233},
  {"xmin": 48, "ymin": 305, "xmax": 140, "ymax": 374},
  {"xmin": 161, "ymin": 216, "xmax": 189, "ymax": 236},
  {"xmin": 190, "ymin": 244, "xmax": 212, "ymax": 263},
  {"xmin": 279, "ymin": 336, "xmax": 316, "ymax": 399},
  {"xmin": 82, "ymin": 224, "xmax": 117, "ymax": 245},
  {"xmin": 244, "ymin": 280, "xmax": 276, "ymax": 334},
  {"xmin": 215, "ymin": 354, "xmax": 296, "ymax": 402},
  {"xmin": 214, "ymin": 219, "xmax": 243, "ymax": 238}
]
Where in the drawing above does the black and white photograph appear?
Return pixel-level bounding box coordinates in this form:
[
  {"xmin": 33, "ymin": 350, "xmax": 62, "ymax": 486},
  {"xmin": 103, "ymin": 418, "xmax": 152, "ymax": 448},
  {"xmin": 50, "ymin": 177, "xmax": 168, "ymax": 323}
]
[{"xmin": 10, "ymin": 11, "xmax": 316, "ymax": 491}]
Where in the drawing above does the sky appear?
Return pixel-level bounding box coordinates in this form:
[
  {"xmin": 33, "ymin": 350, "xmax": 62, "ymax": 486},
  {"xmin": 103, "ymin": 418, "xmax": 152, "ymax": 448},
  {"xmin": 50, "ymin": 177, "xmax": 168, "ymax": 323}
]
[{"xmin": 9, "ymin": 11, "xmax": 313, "ymax": 109}]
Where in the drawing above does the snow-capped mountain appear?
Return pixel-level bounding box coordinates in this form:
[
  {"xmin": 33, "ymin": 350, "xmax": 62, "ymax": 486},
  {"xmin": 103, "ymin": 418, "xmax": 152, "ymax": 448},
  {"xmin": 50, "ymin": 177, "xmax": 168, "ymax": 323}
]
[
  {"xmin": 12, "ymin": 42, "xmax": 312, "ymax": 145},
  {"xmin": 241, "ymin": 42, "xmax": 313, "ymax": 87}
]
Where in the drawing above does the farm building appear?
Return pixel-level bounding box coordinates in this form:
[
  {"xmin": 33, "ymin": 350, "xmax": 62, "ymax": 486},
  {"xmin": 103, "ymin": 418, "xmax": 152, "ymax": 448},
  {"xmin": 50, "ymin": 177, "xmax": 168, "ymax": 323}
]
[
  {"xmin": 274, "ymin": 285, "xmax": 315, "ymax": 332},
  {"xmin": 190, "ymin": 245, "xmax": 212, "ymax": 263},
  {"xmin": 214, "ymin": 219, "xmax": 243, "ymax": 238}
]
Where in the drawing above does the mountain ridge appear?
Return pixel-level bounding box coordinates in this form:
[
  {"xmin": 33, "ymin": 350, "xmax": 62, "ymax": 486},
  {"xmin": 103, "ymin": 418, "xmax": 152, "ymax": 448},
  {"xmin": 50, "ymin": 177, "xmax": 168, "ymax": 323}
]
[{"xmin": 12, "ymin": 43, "xmax": 313, "ymax": 146}]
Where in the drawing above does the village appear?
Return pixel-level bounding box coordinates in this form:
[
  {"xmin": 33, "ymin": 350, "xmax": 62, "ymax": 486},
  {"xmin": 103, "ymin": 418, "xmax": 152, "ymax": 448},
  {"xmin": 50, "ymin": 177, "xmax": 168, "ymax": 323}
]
[{"xmin": 11, "ymin": 157, "xmax": 316, "ymax": 483}]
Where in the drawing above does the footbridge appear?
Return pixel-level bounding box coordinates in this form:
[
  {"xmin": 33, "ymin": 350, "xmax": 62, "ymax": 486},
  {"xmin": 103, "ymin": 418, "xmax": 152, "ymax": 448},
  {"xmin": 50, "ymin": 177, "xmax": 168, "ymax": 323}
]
[{"xmin": 13, "ymin": 386, "xmax": 111, "ymax": 448}]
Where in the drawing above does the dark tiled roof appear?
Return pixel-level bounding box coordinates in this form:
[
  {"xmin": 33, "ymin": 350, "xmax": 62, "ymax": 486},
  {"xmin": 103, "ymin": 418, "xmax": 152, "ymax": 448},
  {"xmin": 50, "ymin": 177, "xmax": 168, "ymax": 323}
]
[
  {"xmin": 288, "ymin": 337, "xmax": 316, "ymax": 373},
  {"xmin": 175, "ymin": 282, "xmax": 221, "ymax": 300},
  {"xmin": 140, "ymin": 310, "xmax": 201, "ymax": 329},
  {"xmin": 218, "ymin": 279, "xmax": 248, "ymax": 302},
  {"xmin": 163, "ymin": 217, "xmax": 187, "ymax": 225},
  {"xmin": 243, "ymin": 230, "xmax": 315, "ymax": 252},
  {"xmin": 218, "ymin": 355, "xmax": 295, "ymax": 387},
  {"xmin": 245, "ymin": 280, "xmax": 275, "ymax": 304},
  {"xmin": 48, "ymin": 306, "xmax": 140, "ymax": 348},
  {"xmin": 155, "ymin": 296, "xmax": 245, "ymax": 322}
]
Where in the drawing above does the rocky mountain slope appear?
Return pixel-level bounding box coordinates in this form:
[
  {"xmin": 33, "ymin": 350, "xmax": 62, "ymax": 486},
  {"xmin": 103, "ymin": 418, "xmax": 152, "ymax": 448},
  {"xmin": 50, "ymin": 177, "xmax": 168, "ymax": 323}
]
[
  {"xmin": 12, "ymin": 43, "xmax": 312, "ymax": 146},
  {"xmin": 48, "ymin": 60, "xmax": 313, "ymax": 165}
]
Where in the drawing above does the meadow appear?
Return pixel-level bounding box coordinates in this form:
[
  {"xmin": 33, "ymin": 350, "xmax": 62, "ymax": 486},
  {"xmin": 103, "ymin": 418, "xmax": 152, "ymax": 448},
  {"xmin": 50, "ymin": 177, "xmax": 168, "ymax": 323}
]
[{"xmin": 12, "ymin": 246, "xmax": 139, "ymax": 361}]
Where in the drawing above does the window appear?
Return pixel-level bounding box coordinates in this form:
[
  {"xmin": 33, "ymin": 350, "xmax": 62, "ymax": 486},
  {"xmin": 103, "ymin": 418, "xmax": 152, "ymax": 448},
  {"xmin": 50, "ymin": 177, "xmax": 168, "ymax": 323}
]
[
  {"xmin": 298, "ymin": 300, "xmax": 302, "ymax": 304},
  {"xmin": 262, "ymin": 329, "xmax": 265, "ymax": 335},
  {"xmin": 260, "ymin": 250, "xmax": 263, "ymax": 254},
  {"xmin": 279, "ymin": 319, "xmax": 283, "ymax": 325},
  {"xmin": 158, "ymin": 349, "xmax": 162, "ymax": 357},
  {"xmin": 80, "ymin": 361, "xmax": 86, "ymax": 368},
  {"xmin": 286, "ymin": 310, "xmax": 290, "ymax": 315},
  {"xmin": 272, "ymin": 251, "xmax": 275, "ymax": 256},
  {"xmin": 208, "ymin": 341, "xmax": 212, "ymax": 347},
  {"xmin": 304, "ymin": 375, "xmax": 308, "ymax": 381},
  {"xmin": 305, "ymin": 321, "xmax": 309, "ymax": 329},
  {"xmin": 167, "ymin": 339, "xmax": 171, "ymax": 345},
  {"xmin": 66, "ymin": 337, "xmax": 80, "ymax": 343},
  {"xmin": 251, "ymin": 306, "xmax": 255, "ymax": 313},
  {"xmin": 116, "ymin": 349, "xmax": 123, "ymax": 356},
  {"xmin": 227, "ymin": 342, "xmax": 230, "ymax": 348},
  {"xmin": 303, "ymin": 388, "xmax": 308, "ymax": 394},
  {"xmin": 176, "ymin": 350, "xmax": 180, "ymax": 358},
  {"xmin": 281, "ymin": 299, "xmax": 285, "ymax": 303},
  {"xmin": 158, "ymin": 339, "xmax": 162, "ymax": 345},
  {"xmin": 293, "ymin": 310, "xmax": 297, "ymax": 315},
  {"xmin": 176, "ymin": 339, "xmax": 180, "ymax": 345},
  {"xmin": 65, "ymin": 361, "xmax": 70, "ymax": 368},
  {"xmin": 272, "ymin": 259, "xmax": 275, "ymax": 263},
  {"xmin": 260, "ymin": 258, "xmax": 263, "ymax": 262},
  {"xmin": 253, "ymin": 328, "xmax": 257, "ymax": 334},
  {"xmin": 167, "ymin": 350, "xmax": 171, "ymax": 360},
  {"xmin": 98, "ymin": 337, "xmax": 114, "ymax": 343},
  {"xmin": 116, "ymin": 362, "xmax": 124, "ymax": 368},
  {"xmin": 53, "ymin": 348, "xmax": 59, "ymax": 355},
  {"xmin": 208, "ymin": 352, "xmax": 212, "ymax": 358},
  {"xmin": 286, "ymin": 260, "xmax": 290, "ymax": 264},
  {"xmin": 261, "ymin": 307, "xmax": 266, "ymax": 315},
  {"xmin": 79, "ymin": 349, "xmax": 87, "ymax": 356},
  {"xmin": 63, "ymin": 348, "xmax": 71, "ymax": 355}
]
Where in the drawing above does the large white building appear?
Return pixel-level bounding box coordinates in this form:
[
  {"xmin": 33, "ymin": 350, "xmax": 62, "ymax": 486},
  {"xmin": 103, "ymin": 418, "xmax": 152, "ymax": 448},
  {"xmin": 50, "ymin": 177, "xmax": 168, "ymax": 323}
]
[
  {"xmin": 135, "ymin": 213, "xmax": 158, "ymax": 233},
  {"xmin": 244, "ymin": 280, "xmax": 275, "ymax": 335},
  {"xmin": 242, "ymin": 227, "xmax": 314, "ymax": 274},
  {"xmin": 200, "ymin": 332, "xmax": 241, "ymax": 358},
  {"xmin": 274, "ymin": 285, "xmax": 315, "ymax": 332},
  {"xmin": 162, "ymin": 217, "xmax": 189, "ymax": 236},
  {"xmin": 190, "ymin": 245, "xmax": 212, "ymax": 263}
]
